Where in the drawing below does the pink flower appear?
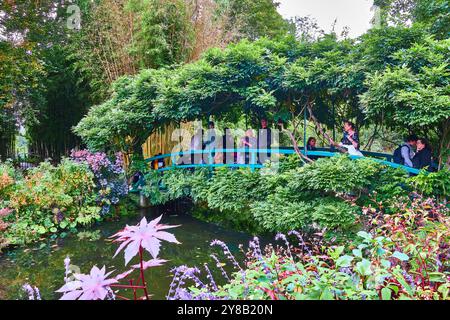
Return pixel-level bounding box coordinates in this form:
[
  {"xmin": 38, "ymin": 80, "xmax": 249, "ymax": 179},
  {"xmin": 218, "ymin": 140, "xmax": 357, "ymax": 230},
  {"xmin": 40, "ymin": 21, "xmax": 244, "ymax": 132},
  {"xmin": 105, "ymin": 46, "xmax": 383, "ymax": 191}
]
[
  {"xmin": 0, "ymin": 207, "xmax": 12, "ymax": 217},
  {"xmin": 115, "ymin": 269, "xmax": 134, "ymax": 281},
  {"xmin": 111, "ymin": 216, "xmax": 180, "ymax": 265},
  {"xmin": 132, "ymin": 258, "xmax": 168, "ymax": 271},
  {"xmin": 56, "ymin": 266, "xmax": 117, "ymax": 300}
]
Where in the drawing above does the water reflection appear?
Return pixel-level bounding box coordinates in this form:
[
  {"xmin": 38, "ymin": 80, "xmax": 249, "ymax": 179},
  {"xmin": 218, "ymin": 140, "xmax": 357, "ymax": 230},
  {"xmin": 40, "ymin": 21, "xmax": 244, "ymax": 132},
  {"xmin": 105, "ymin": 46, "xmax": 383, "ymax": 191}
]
[{"xmin": 0, "ymin": 208, "xmax": 255, "ymax": 300}]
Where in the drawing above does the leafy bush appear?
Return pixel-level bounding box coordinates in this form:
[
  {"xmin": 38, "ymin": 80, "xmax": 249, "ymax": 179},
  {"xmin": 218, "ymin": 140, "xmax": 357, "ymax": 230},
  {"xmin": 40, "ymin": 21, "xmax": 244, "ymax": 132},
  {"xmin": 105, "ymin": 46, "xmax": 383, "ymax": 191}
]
[
  {"xmin": 205, "ymin": 168, "xmax": 262, "ymax": 212},
  {"xmin": 251, "ymin": 187, "xmax": 314, "ymax": 231},
  {"xmin": 172, "ymin": 196, "xmax": 450, "ymax": 300},
  {"xmin": 2, "ymin": 159, "xmax": 100, "ymax": 245},
  {"xmin": 288, "ymin": 155, "xmax": 397, "ymax": 195},
  {"xmin": 0, "ymin": 153, "xmax": 129, "ymax": 248},
  {"xmin": 312, "ymin": 198, "xmax": 358, "ymax": 229},
  {"xmin": 142, "ymin": 155, "xmax": 444, "ymax": 234},
  {"xmin": 410, "ymin": 169, "xmax": 450, "ymax": 199},
  {"xmin": 70, "ymin": 150, "xmax": 128, "ymax": 215},
  {"xmin": 141, "ymin": 169, "xmax": 210, "ymax": 205}
]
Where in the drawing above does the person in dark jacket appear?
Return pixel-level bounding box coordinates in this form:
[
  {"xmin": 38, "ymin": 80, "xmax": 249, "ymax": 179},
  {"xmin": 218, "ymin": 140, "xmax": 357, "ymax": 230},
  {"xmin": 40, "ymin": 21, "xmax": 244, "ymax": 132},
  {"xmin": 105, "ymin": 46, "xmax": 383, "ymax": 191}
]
[
  {"xmin": 257, "ymin": 118, "xmax": 272, "ymax": 164},
  {"xmin": 393, "ymin": 134, "xmax": 418, "ymax": 167},
  {"xmin": 412, "ymin": 138, "xmax": 432, "ymax": 170}
]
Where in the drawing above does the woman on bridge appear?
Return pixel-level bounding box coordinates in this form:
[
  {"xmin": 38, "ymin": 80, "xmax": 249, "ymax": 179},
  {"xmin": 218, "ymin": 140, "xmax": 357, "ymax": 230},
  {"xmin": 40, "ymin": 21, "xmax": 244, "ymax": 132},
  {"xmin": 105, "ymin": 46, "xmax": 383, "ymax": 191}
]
[
  {"xmin": 412, "ymin": 138, "xmax": 432, "ymax": 171},
  {"xmin": 339, "ymin": 121, "xmax": 363, "ymax": 157}
]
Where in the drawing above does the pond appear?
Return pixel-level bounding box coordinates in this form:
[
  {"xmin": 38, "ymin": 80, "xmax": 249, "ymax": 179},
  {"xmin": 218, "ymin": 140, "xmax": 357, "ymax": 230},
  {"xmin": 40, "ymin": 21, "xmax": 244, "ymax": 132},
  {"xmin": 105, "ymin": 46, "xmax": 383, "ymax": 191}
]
[{"xmin": 0, "ymin": 208, "xmax": 257, "ymax": 300}]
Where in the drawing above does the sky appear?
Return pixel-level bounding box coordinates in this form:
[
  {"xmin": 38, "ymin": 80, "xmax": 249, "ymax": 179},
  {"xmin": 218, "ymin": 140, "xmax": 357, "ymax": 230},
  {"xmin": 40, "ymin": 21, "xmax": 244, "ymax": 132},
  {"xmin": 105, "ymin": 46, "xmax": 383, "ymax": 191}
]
[{"xmin": 277, "ymin": 0, "xmax": 375, "ymax": 38}]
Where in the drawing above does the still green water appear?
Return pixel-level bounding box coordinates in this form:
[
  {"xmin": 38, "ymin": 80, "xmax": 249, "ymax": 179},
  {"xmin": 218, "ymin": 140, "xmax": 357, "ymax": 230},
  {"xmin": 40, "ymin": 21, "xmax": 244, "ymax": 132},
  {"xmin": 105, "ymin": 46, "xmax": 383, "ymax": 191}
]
[{"xmin": 0, "ymin": 209, "xmax": 255, "ymax": 300}]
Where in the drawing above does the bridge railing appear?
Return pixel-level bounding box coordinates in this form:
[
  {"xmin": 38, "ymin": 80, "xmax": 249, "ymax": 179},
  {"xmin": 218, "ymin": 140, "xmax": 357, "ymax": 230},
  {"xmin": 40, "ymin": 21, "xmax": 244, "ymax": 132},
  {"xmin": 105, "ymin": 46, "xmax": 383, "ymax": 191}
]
[{"xmin": 145, "ymin": 147, "xmax": 421, "ymax": 175}]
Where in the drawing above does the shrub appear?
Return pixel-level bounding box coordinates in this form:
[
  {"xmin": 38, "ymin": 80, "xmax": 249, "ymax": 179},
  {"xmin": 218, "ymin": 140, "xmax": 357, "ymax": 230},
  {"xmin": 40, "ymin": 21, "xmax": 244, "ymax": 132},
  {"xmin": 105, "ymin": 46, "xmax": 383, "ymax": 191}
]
[
  {"xmin": 70, "ymin": 150, "xmax": 128, "ymax": 215},
  {"xmin": 172, "ymin": 195, "xmax": 450, "ymax": 300},
  {"xmin": 410, "ymin": 169, "xmax": 450, "ymax": 199},
  {"xmin": 251, "ymin": 188, "xmax": 314, "ymax": 232},
  {"xmin": 205, "ymin": 168, "xmax": 262, "ymax": 213},
  {"xmin": 287, "ymin": 156, "xmax": 381, "ymax": 195},
  {"xmin": 141, "ymin": 155, "xmax": 442, "ymax": 235},
  {"xmin": 312, "ymin": 198, "xmax": 358, "ymax": 229},
  {"xmin": 0, "ymin": 152, "xmax": 129, "ymax": 248},
  {"xmin": 3, "ymin": 159, "xmax": 101, "ymax": 245}
]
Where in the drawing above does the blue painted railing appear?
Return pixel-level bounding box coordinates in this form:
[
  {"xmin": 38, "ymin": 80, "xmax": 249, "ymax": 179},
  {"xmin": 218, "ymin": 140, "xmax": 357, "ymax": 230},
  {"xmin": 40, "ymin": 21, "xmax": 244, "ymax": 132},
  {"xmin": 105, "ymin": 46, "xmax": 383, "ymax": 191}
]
[{"xmin": 145, "ymin": 147, "xmax": 421, "ymax": 175}]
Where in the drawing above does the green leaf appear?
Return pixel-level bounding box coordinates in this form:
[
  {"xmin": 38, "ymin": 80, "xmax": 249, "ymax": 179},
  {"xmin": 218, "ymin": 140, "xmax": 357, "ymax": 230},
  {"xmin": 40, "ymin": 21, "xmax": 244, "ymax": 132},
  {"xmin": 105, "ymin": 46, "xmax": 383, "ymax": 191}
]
[
  {"xmin": 352, "ymin": 249, "xmax": 363, "ymax": 258},
  {"xmin": 380, "ymin": 259, "xmax": 391, "ymax": 268},
  {"xmin": 381, "ymin": 287, "xmax": 392, "ymax": 300},
  {"xmin": 37, "ymin": 226, "xmax": 47, "ymax": 234},
  {"xmin": 357, "ymin": 231, "xmax": 372, "ymax": 240},
  {"xmin": 391, "ymin": 251, "xmax": 409, "ymax": 261},
  {"xmin": 355, "ymin": 259, "xmax": 372, "ymax": 276},
  {"xmin": 336, "ymin": 255, "xmax": 354, "ymax": 268}
]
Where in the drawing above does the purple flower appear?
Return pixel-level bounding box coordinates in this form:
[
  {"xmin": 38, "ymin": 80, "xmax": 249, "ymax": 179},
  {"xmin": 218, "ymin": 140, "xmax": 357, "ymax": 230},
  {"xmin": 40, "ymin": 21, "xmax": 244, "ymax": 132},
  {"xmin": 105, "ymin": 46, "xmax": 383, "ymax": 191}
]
[
  {"xmin": 210, "ymin": 254, "xmax": 231, "ymax": 282},
  {"xmin": 22, "ymin": 283, "xmax": 41, "ymax": 300},
  {"xmin": 288, "ymin": 230, "xmax": 312, "ymax": 256},
  {"xmin": 275, "ymin": 232, "xmax": 294, "ymax": 260},
  {"xmin": 203, "ymin": 263, "xmax": 218, "ymax": 291},
  {"xmin": 210, "ymin": 239, "xmax": 242, "ymax": 271},
  {"xmin": 64, "ymin": 256, "xmax": 71, "ymax": 283},
  {"xmin": 249, "ymin": 236, "xmax": 263, "ymax": 259}
]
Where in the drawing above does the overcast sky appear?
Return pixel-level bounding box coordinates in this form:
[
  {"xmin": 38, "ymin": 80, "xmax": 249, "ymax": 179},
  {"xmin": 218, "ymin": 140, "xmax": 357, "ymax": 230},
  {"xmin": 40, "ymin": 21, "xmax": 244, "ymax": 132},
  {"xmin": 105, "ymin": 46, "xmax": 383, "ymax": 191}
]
[{"xmin": 277, "ymin": 0, "xmax": 375, "ymax": 38}]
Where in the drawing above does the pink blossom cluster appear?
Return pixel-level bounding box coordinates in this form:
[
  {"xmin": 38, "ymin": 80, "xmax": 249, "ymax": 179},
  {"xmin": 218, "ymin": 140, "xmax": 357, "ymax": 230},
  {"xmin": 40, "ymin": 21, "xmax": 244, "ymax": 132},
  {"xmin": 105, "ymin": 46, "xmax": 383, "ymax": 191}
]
[
  {"xmin": 0, "ymin": 207, "xmax": 12, "ymax": 217},
  {"xmin": 70, "ymin": 149, "xmax": 124, "ymax": 174}
]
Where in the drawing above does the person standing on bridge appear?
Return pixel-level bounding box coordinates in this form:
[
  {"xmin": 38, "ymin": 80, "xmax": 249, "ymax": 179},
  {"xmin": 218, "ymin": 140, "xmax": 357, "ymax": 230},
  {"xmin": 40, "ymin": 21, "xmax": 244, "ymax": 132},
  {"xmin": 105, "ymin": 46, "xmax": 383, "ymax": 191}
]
[
  {"xmin": 393, "ymin": 134, "xmax": 418, "ymax": 167},
  {"xmin": 204, "ymin": 121, "xmax": 217, "ymax": 164},
  {"xmin": 190, "ymin": 128, "xmax": 204, "ymax": 165},
  {"xmin": 257, "ymin": 117, "xmax": 272, "ymax": 164},
  {"xmin": 306, "ymin": 137, "xmax": 319, "ymax": 160},
  {"xmin": 339, "ymin": 120, "xmax": 363, "ymax": 156},
  {"xmin": 238, "ymin": 129, "xmax": 257, "ymax": 164}
]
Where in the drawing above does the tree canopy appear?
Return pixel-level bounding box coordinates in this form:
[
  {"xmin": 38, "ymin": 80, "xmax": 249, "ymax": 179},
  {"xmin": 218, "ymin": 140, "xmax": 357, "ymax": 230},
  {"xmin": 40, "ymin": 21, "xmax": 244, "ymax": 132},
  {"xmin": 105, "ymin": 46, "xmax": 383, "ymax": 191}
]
[
  {"xmin": 0, "ymin": 0, "xmax": 289, "ymax": 160},
  {"xmin": 75, "ymin": 22, "xmax": 449, "ymax": 166}
]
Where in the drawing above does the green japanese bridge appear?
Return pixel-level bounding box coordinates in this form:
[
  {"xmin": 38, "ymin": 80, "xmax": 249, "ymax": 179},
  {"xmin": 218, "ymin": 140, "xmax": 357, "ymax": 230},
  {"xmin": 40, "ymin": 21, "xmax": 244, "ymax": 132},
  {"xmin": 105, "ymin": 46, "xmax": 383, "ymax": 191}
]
[
  {"xmin": 129, "ymin": 147, "xmax": 422, "ymax": 193},
  {"xmin": 145, "ymin": 147, "xmax": 420, "ymax": 173}
]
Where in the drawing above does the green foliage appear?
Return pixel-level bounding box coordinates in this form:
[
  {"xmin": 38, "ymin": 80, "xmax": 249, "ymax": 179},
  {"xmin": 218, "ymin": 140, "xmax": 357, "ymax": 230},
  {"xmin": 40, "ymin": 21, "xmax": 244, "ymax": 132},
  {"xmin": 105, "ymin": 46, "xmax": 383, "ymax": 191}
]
[
  {"xmin": 204, "ymin": 168, "xmax": 262, "ymax": 212},
  {"xmin": 288, "ymin": 156, "xmax": 383, "ymax": 194},
  {"xmin": 361, "ymin": 37, "xmax": 450, "ymax": 163},
  {"xmin": 312, "ymin": 198, "xmax": 358, "ymax": 229},
  {"xmin": 126, "ymin": 0, "xmax": 195, "ymax": 68},
  {"xmin": 251, "ymin": 189, "xmax": 314, "ymax": 231},
  {"xmin": 74, "ymin": 70, "xmax": 167, "ymax": 154},
  {"xmin": 143, "ymin": 156, "xmax": 426, "ymax": 234},
  {"xmin": 410, "ymin": 168, "xmax": 450, "ymax": 198},
  {"xmin": 225, "ymin": 0, "xmax": 291, "ymax": 40},
  {"xmin": 0, "ymin": 159, "xmax": 103, "ymax": 246},
  {"xmin": 374, "ymin": 0, "xmax": 449, "ymax": 39},
  {"xmin": 185, "ymin": 196, "xmax": 450, "ymax": 300}
]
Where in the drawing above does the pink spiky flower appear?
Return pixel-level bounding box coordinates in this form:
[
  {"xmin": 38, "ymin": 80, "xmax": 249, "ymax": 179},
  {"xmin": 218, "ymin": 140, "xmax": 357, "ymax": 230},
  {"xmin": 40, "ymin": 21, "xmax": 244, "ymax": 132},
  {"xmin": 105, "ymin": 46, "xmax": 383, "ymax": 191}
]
[
  {"xmin": 110, "ymin": 216, "xmax": 180, "ymax": 265},
  {"xmin": 56, "ymin": 266, "xmax": 117, "ymax": 300}
]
